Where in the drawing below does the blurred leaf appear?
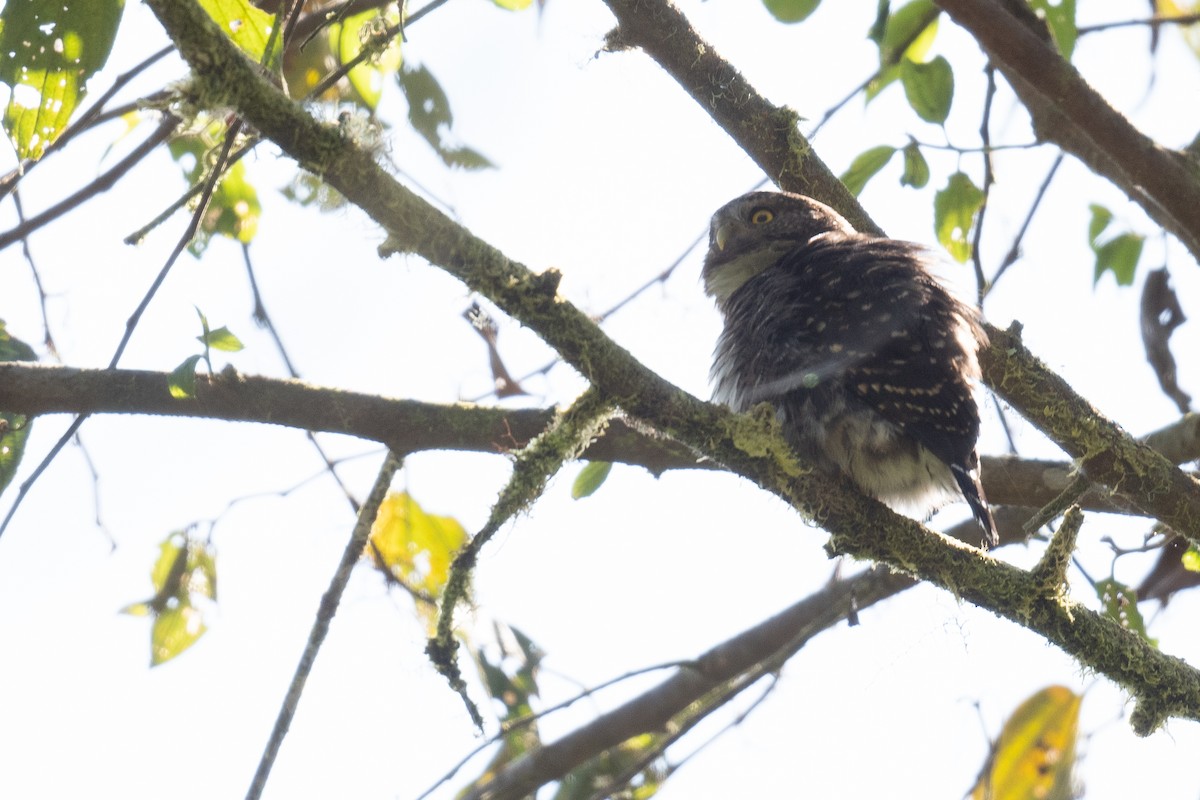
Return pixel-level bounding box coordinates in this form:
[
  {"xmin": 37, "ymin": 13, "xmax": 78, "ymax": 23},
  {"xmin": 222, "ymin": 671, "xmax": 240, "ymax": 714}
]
[
  {"xmin": 198, "ymin": 325, "xmax": 244, "ymax": 353},
  {"xmin": 899, "ymin": 141, "xmax": 929, "ymax": 188},
  {"xmin": 0, "ymin": 321, "xmax": 36, "ymax": 496},
  {"xmin": 1093, "ymin": 234, "xmax": 1144, "ymax": 287},
  {"xmin": 0, "ymin": 0, "xmax": 124, "ymax": 160},
  {"xmin": 1139, "ymin": 268, "xmax": 1191, "ymax": 414},
  {"xmin": 168, "ymin": 354, "xmax": 203, "ymax": 399},
  {"xmin": 867, "ymin": 0, "xmax": 939, "ymax": 100},
  {"xmin": 868, "ymin": 0, "xmax": 890, "ymax": 44},
  {"xmin": 1157, "ymin": 0, "xmax": 1200, "ymax": 58},
  {"xmin": 1088, "ymin": 204, "xmax": 1143, "ymax": 286},
  {"xmin": 397, "ymin": 63, "xmax": 494, "ymax": 170},
  {"xmin": 122, "ymin": 531, "xmax": 217, "ymax": 665},
  {"xmin": 840, "ymin": 145, "xmax": 896, "ymax": 196},
  {"xmin": 493, "ymin": 0, "xmax": 534, "ymax": 8},
  {"xmin": 168, "ymin": 118, "xmax": 262, "ymax": 253},
  {"xmin": 1097, "ymin": 578, "xmax": 1153, "ymax": 642},
  {"xmin": 933, "ymin": 171, "xmax": 983, "ymax": 262},
  {"xmin": 762, "ymin": 0, "xmax": 821, "ymax": 23},
  {"xmin": 368, "ymin": 492, "xmax": 467, "ymax": 598},
  {"xmin": 554, "ymin": 733, "xmax": 669, "ymax": 800},
  {"xmin": 197, "ymin": 0, "xmax": 276, "ymax": 64},
  {"xmin": 1086, "ymin": 203, "xmax": 1113, "ymax": 243},
  {"xmin": 1184, "ymin": 548, "xmax": 1200, "ymax": 573},
  {"xmin": 150, "ymin": 602, "xmax": 207, "ymax": 666},
  {"xmin": 877, "ymin": 0, "xmax": 938, "ymax": 64},
  {"xmin": 899, "ymin": 55, "xmax": 953, "ymax": 124},
  {"xmin": 970, "ymin": 686, "xmax": 1081, "ymax": 800},
  {"xmin": 572, "ymin": 461, "xmax": 612, "ymax": 499},
  {"xmin": 1029, "ymin": 0, "xmax": 1077, "ymax": 59},
  {"xmin": 330, "ymin": 7, "xmax": 402, "ymax": 110}
]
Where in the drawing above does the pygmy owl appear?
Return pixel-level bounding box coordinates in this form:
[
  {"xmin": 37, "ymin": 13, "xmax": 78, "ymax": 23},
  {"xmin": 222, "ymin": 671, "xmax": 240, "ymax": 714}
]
[{"xmin": 703, "ymin": 190, "xmax": 998, "ymax": 549}]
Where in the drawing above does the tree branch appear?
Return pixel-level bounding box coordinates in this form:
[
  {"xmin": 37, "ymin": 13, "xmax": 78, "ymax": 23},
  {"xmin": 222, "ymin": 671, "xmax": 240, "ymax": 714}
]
[
  {"xmin": 933, "ymin": 0, "xmax": 1200, "ymax": 260},
  {"xmin": 134, "ymin": 0, "xmax": 1200, "ymax": 736}
]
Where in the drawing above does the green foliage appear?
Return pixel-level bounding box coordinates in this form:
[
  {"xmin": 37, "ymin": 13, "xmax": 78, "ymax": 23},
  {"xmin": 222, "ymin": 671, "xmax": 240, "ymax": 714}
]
[
  {"xmin": 167, "ymin": 117, "xmax": 262, "ymax": 254},
  {"xmin": 168, "ymin": 309, "xmax": 244, "ymax": 399},
  {"xmin": 493, "ymin": 0, "xmax": 535, "ymax": 9},
  {"xmin": 1087, "ymin": 204, "xmax": 1144, "ymax": 286},
  {"xmin": 866, "ymin": 0, "xmax": 940, "ymax": 100},
  {"xmin": 840, "ymin": 145, "xmax": 896, "ymax": 195},
  {"xmin": 571, "ymin": 461, "xmax": 612, "ymax": 499},
  {"xmin": 0, "ymin": 321, "xmax": 37, "ymax": 496},
  {"xmin": 1029, "ymin": 0, "xmax": 1077, "ymax": 59},
  {"xmin": 933, "ymin": 171, "xmax": 983, "ymax": 262},
  {"xmin": 899, "ymin": 55, "xmax": 953, "ymax": 124},
  {"xmin": 197, "ymin": 0, "xmax": 278, "ymax": 65},
  {"xmin": 397, "ymin": 63, "xmax": 494, "ymax": 170},
  {"xmin": 762, "ymin": 0, "xmax": 822, "ymax": 23},
  {"xmin": 1097, "ymin": 578, "xmax": 1153, "ymax": 643},
  {"xmin": 1182, "ymin": 546, "xmax": 1200, "ymax": 573},
  {"xmin": 0, "ymin": 0, "xmax": 125, "ymax": 160},
  {"xmin": 970, "ymin": 686, "xmax": 1081, "ymax": 800},
  {"xmin": 899, "ymin": 141, "xmax": 929, "ymax": 188},
  {"xmin": 121, "ymin": 531, "xmax": 218, "ymax": 666}
]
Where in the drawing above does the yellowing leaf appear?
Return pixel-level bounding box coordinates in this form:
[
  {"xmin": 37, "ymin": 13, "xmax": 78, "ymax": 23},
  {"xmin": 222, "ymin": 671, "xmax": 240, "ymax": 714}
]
[
  {"xmin": 0, "ymin": 0, "xmax": 124, "ymax": 160},
  {"xmin": 368, "ymin": 492, "xmax": 467, "ymax": 596},
  {"xmin": 197, "ymin": 0, "xmax": 276, "ymax": 63},
  {"xmin": 971, "ymin": 685, "xmax": 1081, "ymax": 800},
  {"xmin": 122, "ymin": 531, "xmax": 217, "ymax": 666}
]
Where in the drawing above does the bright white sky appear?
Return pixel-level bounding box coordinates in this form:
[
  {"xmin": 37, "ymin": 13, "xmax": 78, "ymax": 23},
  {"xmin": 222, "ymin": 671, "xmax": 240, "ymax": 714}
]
[{"xmin": 1, "ymin": 1, "xmax": 1199, "ymax": 798}]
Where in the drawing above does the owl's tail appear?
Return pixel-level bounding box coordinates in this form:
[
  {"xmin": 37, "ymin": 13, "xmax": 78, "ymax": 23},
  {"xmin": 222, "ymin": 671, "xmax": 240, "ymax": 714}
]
[{"xmin": 951, "ymin": 462, "xmax": 999, "ymax": 550}]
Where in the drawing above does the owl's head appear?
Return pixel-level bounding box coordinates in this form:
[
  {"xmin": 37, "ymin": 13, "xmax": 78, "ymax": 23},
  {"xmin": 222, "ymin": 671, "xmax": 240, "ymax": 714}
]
[{"xmin": 702, "ymin": 191, "xmax": 855, "ymax": 307}]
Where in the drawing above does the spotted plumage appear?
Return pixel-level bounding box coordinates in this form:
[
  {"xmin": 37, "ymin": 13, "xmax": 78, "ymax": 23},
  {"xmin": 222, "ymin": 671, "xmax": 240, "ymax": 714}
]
[{"xmin": 703, "ymin": 190, "xmax": 998, "ymax": 549}]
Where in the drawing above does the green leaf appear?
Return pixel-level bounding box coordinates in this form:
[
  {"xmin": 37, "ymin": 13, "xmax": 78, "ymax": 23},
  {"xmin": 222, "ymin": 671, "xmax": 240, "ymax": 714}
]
[
  {"xmin": 1093, "ymin": 233, "xmax": 1144, "ymax": 286},
  {"xmin": 1086, "ymin": 203, "xmax": 1113, "ymax": 243},
  {"xmin": 151, "ymin": 601, "xmax": 207, "ymax": 666},
  {"xmin": 1096, "ymin": 578, "xmax": 1154, "ymax": 643},
  {"xmin": 0, "ymin": 0, "xmax": 125, "ymax": 160},
  {"xmin": 197, "ymin": 0, "xmax": 276, "ymax": 63},
  {"xmin": 899, "ymin": 141, "xmax": 929, "ymax": 188},
  {"xmin": 1087, "ymin": 205, "xmax": 1144, "ymax": 286},
  {"xmin": 900, "ymin": 55, "xmax": 953, "ymax": 124},
  {"xmin": 867, "ymin": 0, "xmax": 939, "ymax": 100},
  {"xmin": 840, "ymin": 145, "xmax": 896, "ymax": 196},
  {"xmin": 331, "ymin": 7, "xmax": 402, "ymax": 110},
  {"xmin": 1029, "ymin": 0, "xmax": 1077, "ymax": 59},
  {"xmin": 762, "ymin": 0, "xmax": 822, "ymax": 23},
  {"xmin": 933, "ymin": 171, "xmax": 984, "ymax": 262},
  {"xmin": 198, "ymin": 326, "xmax": 244, "ymax": 353},
  {"xmin": 868, "ymin": 0, "xmax": 891, "ymax": 44},
  {"xmin": 169, "ymin": 354, "xmax": 203, "ymax": 399},
  {"xmin": 493, "ymin": 0, "xmax": 534, "ymax": 8},
  {"xmin": 572, "ymin": 461, "xmax": 613, "ymax": 499},
  {"xmin": 0, "ymin": 321, "xmax": 38, "ymax": 496},
  {"xmin": 397, "ymin": 63, "xmax": 494, "ymax": 170},
  {"xmin": 878, "ymin": 0, "xmax": 939, "ymax": 65}
]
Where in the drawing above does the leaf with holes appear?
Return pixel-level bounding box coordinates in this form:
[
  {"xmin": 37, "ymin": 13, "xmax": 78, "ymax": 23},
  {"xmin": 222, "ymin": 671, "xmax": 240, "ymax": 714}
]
[
  {"xmin": 0, "ymin": 0, "xmax": 124, "ymax": 160},
  {"xmin": 1029, "ymin": 0, "xmax": 1077, "ymax": 59},
  {"xmin": 197, "ymin": 0, "xmax": 277, "ymax": 64},
  {"xmin": 970, "ymin": 686, "xmax": 1081, "ymax": 800}
]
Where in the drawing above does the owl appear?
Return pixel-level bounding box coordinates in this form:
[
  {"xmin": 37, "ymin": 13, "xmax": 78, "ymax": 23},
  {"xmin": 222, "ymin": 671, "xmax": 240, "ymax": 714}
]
[{"xmin": 702, "ymin": 190, "xmax": 998, "ymax": 549}]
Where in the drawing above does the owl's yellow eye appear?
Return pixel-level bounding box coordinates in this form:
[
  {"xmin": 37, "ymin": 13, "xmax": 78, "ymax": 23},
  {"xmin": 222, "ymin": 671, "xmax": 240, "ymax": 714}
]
[{"xmin": 749, "ymin": 208, "xmax": 774, "ymax": 225}]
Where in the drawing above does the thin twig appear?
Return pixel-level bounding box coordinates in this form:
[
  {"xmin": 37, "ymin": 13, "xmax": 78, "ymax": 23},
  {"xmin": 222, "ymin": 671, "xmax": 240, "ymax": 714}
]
[
  {"xmin": 0, "ymin": 116, "xmax": 179, "ymax": 253},
  {"xmin": 971, "ymin": 63, "xmax": 997, "ymax": 306},
  {"xmin": 245, "ymin": 450, "xmax": 402, "ymax": 800},
  {"xmin": 988, "ymin": 153, "xmax": 1063, "ymax": 292},
  {"xmin": 11, "ymin": 191, "xmax": 57, "ymax": 355}
]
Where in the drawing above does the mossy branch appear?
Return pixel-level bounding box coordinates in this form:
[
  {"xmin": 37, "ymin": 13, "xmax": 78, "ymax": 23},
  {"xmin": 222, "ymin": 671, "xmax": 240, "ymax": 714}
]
[
  {"xmin": 142, "ymin": 0, "xmax": 1200, "ymax": 733},
  {"xmin": 427, "ymin": 388, "xmax": 616, "ymax": 728}
]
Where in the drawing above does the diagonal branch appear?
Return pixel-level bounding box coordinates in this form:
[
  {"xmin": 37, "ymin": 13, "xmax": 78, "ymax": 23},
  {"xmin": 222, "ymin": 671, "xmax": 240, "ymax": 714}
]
[
  {"xmin": 140, "ymin": 0, "xmax": 1200, "ymax": 735},
  {"xmin": 933, "ymin": 0, "xmax": 1200, "ymax": 261}
]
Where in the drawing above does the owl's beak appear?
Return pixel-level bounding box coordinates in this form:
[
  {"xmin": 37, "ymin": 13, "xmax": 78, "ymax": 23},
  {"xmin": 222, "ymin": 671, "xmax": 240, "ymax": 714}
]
[{"xmin": 713, "ymin": 221, "xmax": 732, "ymax": 252}]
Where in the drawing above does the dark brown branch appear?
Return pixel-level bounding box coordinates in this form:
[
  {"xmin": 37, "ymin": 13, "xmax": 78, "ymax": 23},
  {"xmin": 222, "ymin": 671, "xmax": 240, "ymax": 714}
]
[{"xmin": 933, "ymin": 0, "xmax": 1200, "ymax": 261}]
